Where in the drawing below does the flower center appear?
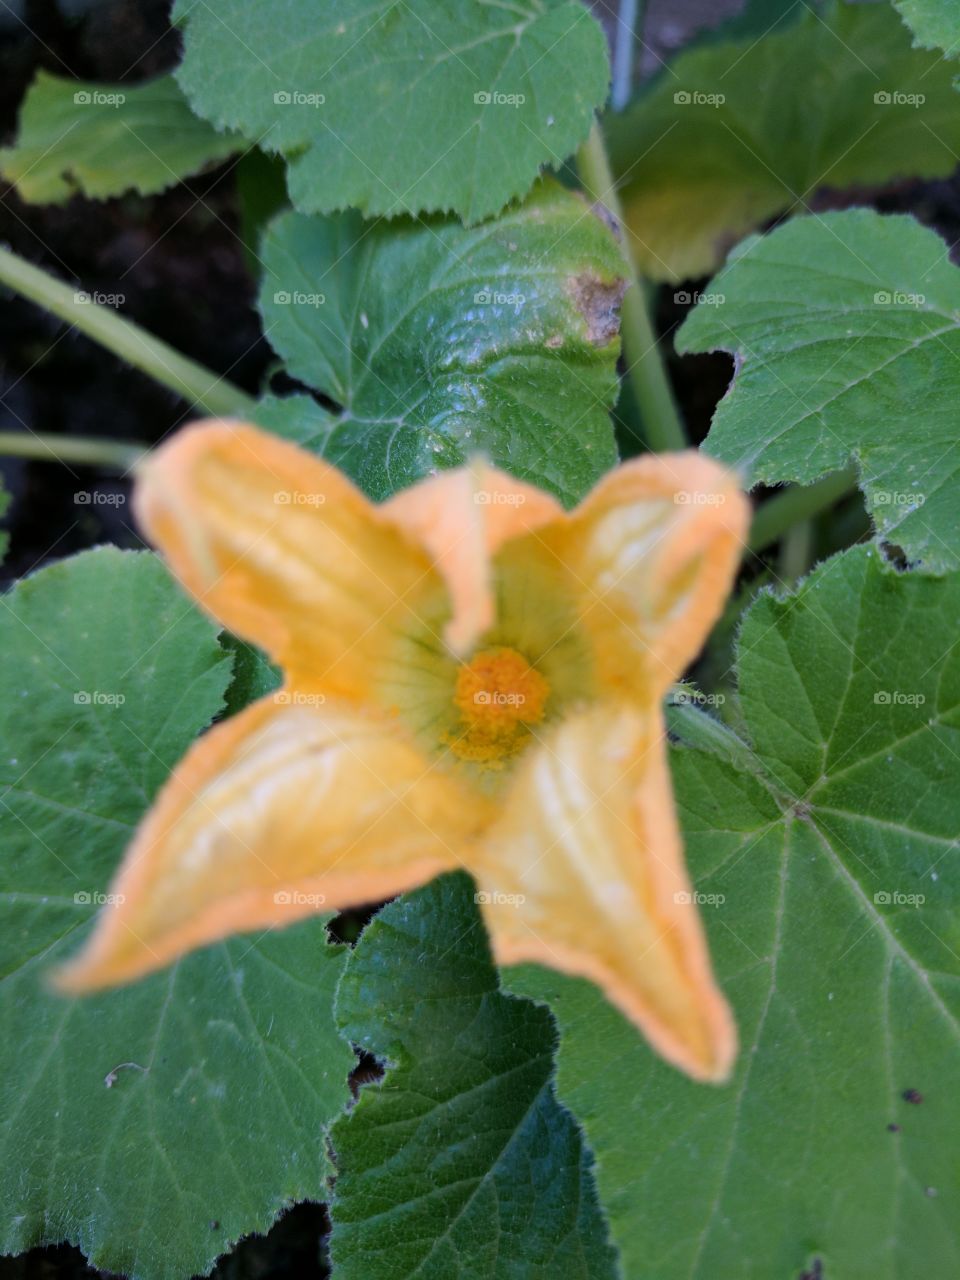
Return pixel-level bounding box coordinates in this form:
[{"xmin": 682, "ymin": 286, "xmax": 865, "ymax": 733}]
[{"xmin": 448, "ymin": 646, "xmax": 549, "ymax": 765}]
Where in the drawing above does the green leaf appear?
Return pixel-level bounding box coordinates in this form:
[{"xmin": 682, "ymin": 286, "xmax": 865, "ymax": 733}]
[
  {"xmin": 255, "ymin": 180, "xmax": 624, "ymax": 505},
  {"xmin": 507, "ymin": 544, "xmax": 960, "ymax": 1278},
  {"xmin": 893, "ymin": 0, "xmax": 960, "ymax": 56},
  {"xmin": 0, "ymin": 549, "xmax": 353, "ymax": 1280},
  {"xmin": 0, "ymin": 71, "xmax": 240, "ymax": 204},
  {"xmin": 679, "ymin": 209, "xmax": 960, "ymax": 572},
  {"xmin": 219, "ymin": 633, "xmax": 282, "ymax": 718},
  {"xmin": 173, "ymin": 0, "xmax": 608, "ymax": 225},
  {"xmin": 330, "ymin": 872, "xmax": 619, "ymax": 1279},
  {"xmin": 608, "ymin": 0, "xmax": 960, "ymax": 281}
]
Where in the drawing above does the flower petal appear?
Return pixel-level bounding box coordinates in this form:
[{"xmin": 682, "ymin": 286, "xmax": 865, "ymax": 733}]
[
  {"xmin": 55, "ymin": 697, "xmax": 486, "ymax": 992},
  {"xmin": 474, "ymin": 704, "xmax": 736, "ymax": 1082},
  {"xmin": 383, "ymin": 459, "xmax": 562, "ymax": 654},
  {"xmin": 134, "ymin": 420, "xmax": 439, "ymax": 698},
  {"xmin": 540, "ymin": 453, "xmax": 749, "ymax": 698}
]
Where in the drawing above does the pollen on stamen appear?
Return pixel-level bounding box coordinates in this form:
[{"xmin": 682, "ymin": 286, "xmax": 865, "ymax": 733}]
[{"xmin": 447, "ymin": 646, "xmax": 549, "ymax": 765}]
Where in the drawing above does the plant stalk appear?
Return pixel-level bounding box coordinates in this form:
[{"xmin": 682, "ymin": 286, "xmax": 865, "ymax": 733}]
[
  {"xmin": 611, "ymin": 0, "xmax": 645, "ymax": 110},
  {"xmin": 0, "ymin": 245, "xmax": 255, "ymax": 418},
  {"xmin": 749, "ymin": 466, "xmax": 858, "ymax": 553},
  {"xmin": 576, "ymin": 121, "xmax": 686, "ymax": 452},
  {"xmin": 778, "ymin": 519, "xmax": 813, "ymax": 583},
  {"xmin": 0, "ymin": 431, "xmax": 146, "ymax": 470}
]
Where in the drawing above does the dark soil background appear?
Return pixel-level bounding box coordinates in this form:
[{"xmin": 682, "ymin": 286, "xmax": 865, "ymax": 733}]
[
  {"xmin": 0, "ymin": 0, "xmax": 268, "ymax": 589},
  {"xmin": 2, "ymin": 0, "xmax": 960, "ymax": 1277}
]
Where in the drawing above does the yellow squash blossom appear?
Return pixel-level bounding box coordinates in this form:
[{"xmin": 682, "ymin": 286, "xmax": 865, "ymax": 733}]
[{"xmin": 57, "ymin": 421, "xmax": 748, "ymax": 1083}]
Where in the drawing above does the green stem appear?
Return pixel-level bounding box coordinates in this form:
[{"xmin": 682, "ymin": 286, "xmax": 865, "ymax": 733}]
[
  {"xmin": 611, "ymin": 0, "xmax": 646, "ymax": 110},
  {"xmin": 0, "ymin": 245, "xmax": 255, "ymax": 418},
  {"xmin": 749, "ymin": 466, "xmax": 858, "ymax": 553},
  {"xmin": 0, "ymin": 431, "xmax": 145, "ymax": 469},
  {"xmin": 576, "ymin": 121, "xmax": 686, "ymax": 452},
  {"xmin": 778, "ymin": 519, "xmax": 813, "ymax": 584}
]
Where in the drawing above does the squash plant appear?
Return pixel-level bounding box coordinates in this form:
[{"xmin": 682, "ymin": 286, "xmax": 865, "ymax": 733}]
[{"xmin": 1, "ymin": 1, "xmax": 960, "ymax": 1277}]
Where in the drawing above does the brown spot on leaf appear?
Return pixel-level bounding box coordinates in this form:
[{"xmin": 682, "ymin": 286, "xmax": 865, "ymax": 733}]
[
  {"xmin": 903, "ymin": 1088, "xmax": 923, "ymax": 1104},
  {"xmin": 567, "ymin": 273, "xmax": 627, "ymax": 347}
]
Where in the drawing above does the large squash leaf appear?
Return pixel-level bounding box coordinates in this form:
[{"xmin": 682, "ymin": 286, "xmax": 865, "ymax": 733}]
[
  {"xmin": 0, "ymin": 72, "xmax": 239, "ymax": 204},
  {"xmin": 173, "ymin": 0, "xmax": 609, "ymax": 224},
  {"xmin": 255, "ymin": 180, "xmax": 624, "ymax": 506},
  {"xmin": 508, "ymin": 545, "xmax": 960, "ymax": 1278},
  {"xmin": 893, "ymin": 0, "xmax": 960, "ymax": 57},
  {"xmin": 0, "ymin": 549, "xmax": 353, "ymax": 1280},
  {"xmin": 679, "ymin": 210, "xmax": 960, "ymax": 572},
  {"xmin": 330, "ymin": 873, "xmax": 619, "ymax": 1279},
  {"xmin": 608, "ymin": 1, "xmax": 960, "ymax": 281}
]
